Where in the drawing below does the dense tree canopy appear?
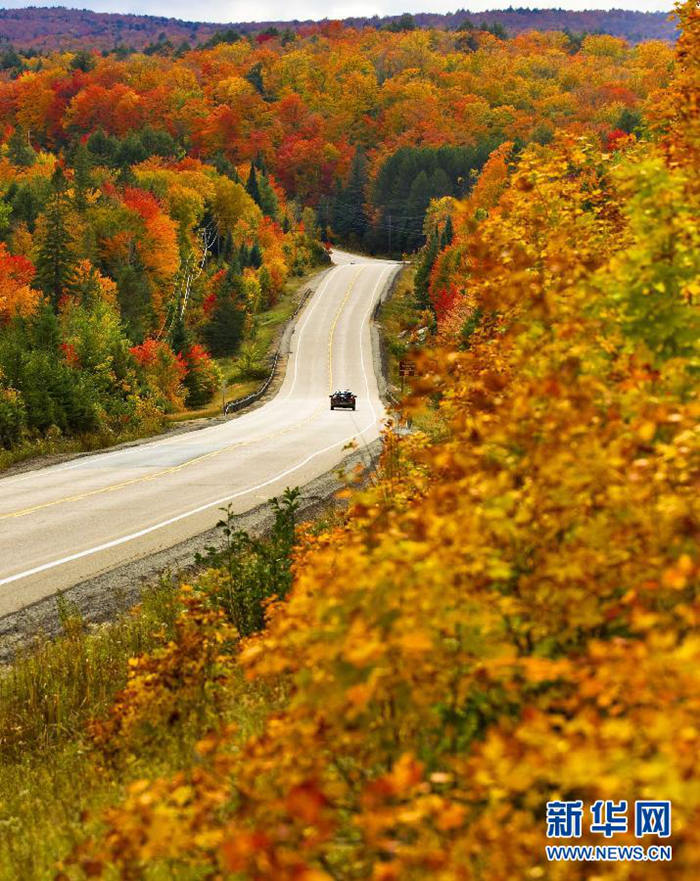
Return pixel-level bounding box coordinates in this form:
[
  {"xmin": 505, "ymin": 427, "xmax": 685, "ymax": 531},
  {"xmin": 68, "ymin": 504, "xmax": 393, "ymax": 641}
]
[
  {"xmin": 0, "ymin": 3, "xmax": 697, "ymax": 879},
  {"xmin": 0, "ymin": 17, "xmax": 681, "ymax": 443},
  {"xmin": 51, "ymin": 4, "xmax": 700, "ymax": 879}
]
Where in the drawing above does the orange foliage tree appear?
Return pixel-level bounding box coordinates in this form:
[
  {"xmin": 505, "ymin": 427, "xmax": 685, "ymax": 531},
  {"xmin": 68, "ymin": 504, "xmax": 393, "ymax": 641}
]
[
  {"xmin": 0, "ymin": 243, "xmax": 38, "ymax": 322},
  {"xmin": 62, "ymin": 4, "xmax": 698, "ymax": 880}
]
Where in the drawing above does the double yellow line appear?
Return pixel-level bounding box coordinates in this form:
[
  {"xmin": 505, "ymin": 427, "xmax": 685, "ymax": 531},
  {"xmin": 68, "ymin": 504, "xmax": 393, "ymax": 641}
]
[{"xmin": 1, "ymin": 267, "xmax": 364, "ymax": 522}]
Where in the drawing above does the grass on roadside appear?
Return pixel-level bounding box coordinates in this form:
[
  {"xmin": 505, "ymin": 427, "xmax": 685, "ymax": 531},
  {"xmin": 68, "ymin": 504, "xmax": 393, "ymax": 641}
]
[
  {"xmin": 0, "ymin": 571, "xmax": 272, "ymax": 881},
  {"xmin": 168, "ymin": 267, "xmax": 322, "ymax": 422},
  {"xmin": 0, "ymin": 578, "xmax": 181, "ymax": 761},
  {"xmin": 0, "ymin": 490, "xmax": 307, "ymax": 881},
  {"xmin": 0, "ymin": 576, "xmax": 181, "ymax": 880},
  {"xmin": 376, "ymin": 263, "xmax": 418, "ymax": 393},
  {"xmin": 0, "ymin": 417, "xmax": 167, "ymax": 474}
]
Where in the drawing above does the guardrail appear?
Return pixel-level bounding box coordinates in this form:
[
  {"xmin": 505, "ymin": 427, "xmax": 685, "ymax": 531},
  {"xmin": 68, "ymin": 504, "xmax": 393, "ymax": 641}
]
[{"xmin": 223, "ymin": 287, "xmax": 313, "ymax": 416}]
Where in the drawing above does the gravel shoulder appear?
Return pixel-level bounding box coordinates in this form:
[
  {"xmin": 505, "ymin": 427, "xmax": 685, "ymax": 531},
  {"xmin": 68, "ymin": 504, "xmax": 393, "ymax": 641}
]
[{"xmin": 0, "ymin": 438, "xmax": 380, "ymax": 663}]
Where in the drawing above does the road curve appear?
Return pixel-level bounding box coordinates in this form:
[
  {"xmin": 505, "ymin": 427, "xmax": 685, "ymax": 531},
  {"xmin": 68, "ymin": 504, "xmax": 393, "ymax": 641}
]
[{"xmin": 0, "ymin": 250, "xmax": 400, "ymax": 617}]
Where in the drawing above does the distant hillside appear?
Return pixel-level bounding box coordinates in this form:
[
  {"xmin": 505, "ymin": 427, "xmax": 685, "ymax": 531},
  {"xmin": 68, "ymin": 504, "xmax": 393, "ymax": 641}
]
[
  {"xmin": 0, "ymin": 6, "xmax": 677, "ymax": 51},
  {"xmin": 348, "ymin": 8, "xmax": 677, "ymax": 44}
]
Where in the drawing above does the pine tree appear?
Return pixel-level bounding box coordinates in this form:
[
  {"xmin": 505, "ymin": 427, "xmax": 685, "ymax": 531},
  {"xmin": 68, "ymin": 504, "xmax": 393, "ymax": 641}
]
[
  {"xmin": 211, "ymin": 152, "xmax": 240, "ymax": 183},
  {"xmin": 115, "ymin": 260, "xmax": 154, "ymax": 343},
  {"xmin": 220, "ymin": 231, "xmax": 234, "ymax": 261},
  {"xmin": 257, "ymin": 173, "xmax": 279, "ymax": 218},
  {"xmin": 9, "ymin": 181, "xmax": 42, "ymax": 231},
  {"xmin": 34, "ymin": 169, "xmax": 78, "ymax": 307},
  {"xmin": 253, "ymin": 152, "xmax": 268, "ymax": 175},
  {"xmin": 404, "ymin": 170, "xmax": 434, "ymax": 252},
  {"xmin": 441, "ymin": 215, "xmax": 454, "ymax": 248},
  {"xmin": 250, "ymin": 242, "xmax": 263, "ymax": 268},
  {"xmin": 332, "ymin": 181, "xmax": 348, "ymax": 239},
  {"xmin": 31, "ymin": 301, "xmax": 61, "ymax": 350},
  {"xmin": 259, "ymin": 265, "xmax": 273, "ymax": 308},
  {"xmin": 346, "ymin": 148, "xmax": 369, "ymax": 243},
  {"xmin": 333, "ymin": 149, "xmax": 369, "ymax": 245},
  {"xmin": 170, "ymin": 310, "xmax": 191, "ymax": 356},
  {"xmin": 245, "ymin": 62, "xmax": 265, "ymax": 96},
  {"xmin": 204, "ymin": 260, "xmax": 246, "ymax": 357},
  {"xmin": 7, "ymin": 125, "xmax": 36, "ymax": 168},
  {"xmin": 71, "ymin": 142, "xmax": 93, "ymax": 211},
  {"xmin": 69, "ymin": 49, "xmax": 96, "ymax": 72},
  {"xmin": 246, "ymin": 165, "xmax": 261, "ymax": 206}
]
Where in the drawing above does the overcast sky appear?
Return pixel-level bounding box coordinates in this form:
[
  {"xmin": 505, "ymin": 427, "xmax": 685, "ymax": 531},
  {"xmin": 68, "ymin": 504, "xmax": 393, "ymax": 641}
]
[{"xmin": 1, "ymin": 0, "xmax": 675, "ymax": 24}]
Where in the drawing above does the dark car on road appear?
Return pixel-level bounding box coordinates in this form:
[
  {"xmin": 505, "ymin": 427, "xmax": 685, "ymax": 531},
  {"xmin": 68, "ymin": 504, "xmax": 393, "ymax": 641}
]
[{"xmin": 330, "ymin": 390, "xmax": 356, "ymax": 411}]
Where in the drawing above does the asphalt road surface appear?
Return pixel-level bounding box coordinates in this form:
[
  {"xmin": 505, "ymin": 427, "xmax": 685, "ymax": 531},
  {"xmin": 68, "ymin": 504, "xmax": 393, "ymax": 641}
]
[{"xmin": 0, "ymin": 250, "xmax": 400, "ymax": 617}]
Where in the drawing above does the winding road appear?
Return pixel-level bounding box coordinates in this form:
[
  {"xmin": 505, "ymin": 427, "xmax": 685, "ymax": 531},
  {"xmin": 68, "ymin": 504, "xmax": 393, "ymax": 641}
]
[{"xmin": 0, "ymin": 251, "xmax": 400, "ymax": 617}]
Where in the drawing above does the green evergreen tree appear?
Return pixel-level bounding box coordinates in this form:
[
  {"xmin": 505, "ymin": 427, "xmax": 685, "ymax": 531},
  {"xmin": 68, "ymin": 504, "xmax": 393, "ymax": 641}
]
[
  {"xmin": 8, "ymin": 180, "xmax": 45, "ymax": 232},
  {"xmin": 441, "ymin": 215, "xmax": 454, "ymax": 248},
  {"xmin": 403, "ymin": 170, "xmax": 433, "ymax": 252},
  {"xmin": 387, "ymin": 13, "xmax": 415, "ymax": 31},
  {"xmin": 31, "ymin": 301, "xmax": 62, "ymax": 351},
  {"xmin": 257, "ymin": 173, "xmax": 279, "ymax": 218},
  {"xmin": 86, "ymin": 128, "xmax": 120, "ymax": 166},
  {"xmin": 347, "ymin": 148, "xmax": 369, "ymax": 242},
  {"xmin": 211, "ymin": 152, "xmax": 240, "ymax": 182},
  {"xmin": 116, "ymin": 132, "xmax": 148, "ymax": 168},
  {"xmin": 246, "ymin": 165, "xmax": 261, "ymax": 206},
  {"xmin": 34, "ymin": 169, "xmax": 78, "ymax": 307},
  {"xmin": 0, "ymin": 44, "xmax": 24, "ymax": 77},
  {"xmin": 245, "ymin": 62, "xmax": 265, "ymax": 96},
  {"xmin": 170, "ymin": 310, "xmax": 191, "ymax": 356},
  {"xmin": 140, "ymin": 126, "xmax": 179, "ymax": 159},
  {"xmin": 250, "ymin": 242, "xmax": 263, "ymax": 269},
  {"xmin": 204, "ymin": 261, "xmax": 246, "ymax": 357},
  {"xmin": 71, "ymin": 142, "xmax": 93, "ymax": 211},
  {"xmin": 69, "ymin": 49, "xmax": 96, "ymax": 72},
  {"xmin": 616, "ymin": 106, "xmax": 642, "ymax": 134},
  {"xmin": 430, "ymin": 167, "xmax": 452, "ymax": 199},
  {"xmin": 484, "ymin": 21, "xmax": 507, "ymax": 40},
  {"xmin": 259, "ymin": 264, "xmax": 273, "ymax": 308},
  {"xmin": 333, "ymin": 148, "xmax": 369, "ymax": 245},
  {"xmin": 331, "ymin": 181, "xmax": 347, "ymax": 239},
  {"xmin": 280, "ymin": 28, "xmax": 296, "ymax": 46},
  {"xmin": 372, "ymin": 143, "xmax": 496, "ymax": 253},
  {"xmin": 220, "ymin": 230, "xmax": 235, "ymax": 261},
  {"xmin": 115, "ymin": 261, "xmax": 154, "ymax": 343},
  {"xmin": 7, "ymin": 125, "xmax": 36, "ymax": 167},
  {"xmin": 316, "ymin": 195, "xmax": 333, "ymax": 239}
]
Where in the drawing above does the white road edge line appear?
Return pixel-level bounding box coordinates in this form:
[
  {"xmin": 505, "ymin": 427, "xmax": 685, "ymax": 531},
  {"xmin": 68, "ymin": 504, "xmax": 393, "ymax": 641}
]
[{"xmin": 0, "ymin": 264, "xmax": 396, "ymax": 589}]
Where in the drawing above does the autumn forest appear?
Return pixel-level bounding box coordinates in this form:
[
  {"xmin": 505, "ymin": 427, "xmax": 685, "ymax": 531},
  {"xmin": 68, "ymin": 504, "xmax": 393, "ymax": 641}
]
[
  {"xmin": 0, "ymin": 1, "xmax": 698, "ymax": 878},
  {"xmin": 0, "ymin": 16, "xmax": 678, "ymax": 455}
]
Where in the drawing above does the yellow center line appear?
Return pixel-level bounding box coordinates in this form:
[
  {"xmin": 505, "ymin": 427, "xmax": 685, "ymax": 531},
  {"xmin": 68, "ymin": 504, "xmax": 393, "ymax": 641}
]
[
  {"xmin": 328, "ymin": 266, "xmax": 363, "ymax": 394},
  {"xmin": 0, "ymin": 267, "xmax": 364, "ymax": 522}
]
